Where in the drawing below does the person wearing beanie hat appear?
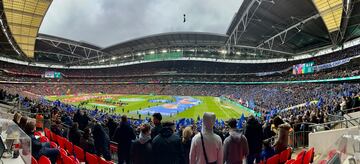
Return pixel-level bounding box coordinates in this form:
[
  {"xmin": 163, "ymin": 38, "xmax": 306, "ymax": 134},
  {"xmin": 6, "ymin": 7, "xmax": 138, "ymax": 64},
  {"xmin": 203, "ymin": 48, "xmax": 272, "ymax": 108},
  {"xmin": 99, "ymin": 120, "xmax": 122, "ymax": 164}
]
[{"xmin": 190, "ymin": 112, "xmax": 223, "ymax": 164}]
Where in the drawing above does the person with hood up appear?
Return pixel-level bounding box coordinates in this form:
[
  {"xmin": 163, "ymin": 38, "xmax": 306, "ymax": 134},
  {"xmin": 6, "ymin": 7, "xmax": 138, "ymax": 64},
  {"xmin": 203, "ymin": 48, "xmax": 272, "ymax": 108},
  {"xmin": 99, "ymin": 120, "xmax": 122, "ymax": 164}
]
[
  {"xmin": 190, "ymin": 112, "xmax": 223, "ymax": 164},
  {"xmin": 223, "ymin": 118, "xmax": 249, "ymax": 164},
  {"xmin": 130, "ymin": 123, "xmax": 153, "ymax": 164},
  {"xmin": 152, "ymin": 121, "xmax": 185, "ymax": 164}
]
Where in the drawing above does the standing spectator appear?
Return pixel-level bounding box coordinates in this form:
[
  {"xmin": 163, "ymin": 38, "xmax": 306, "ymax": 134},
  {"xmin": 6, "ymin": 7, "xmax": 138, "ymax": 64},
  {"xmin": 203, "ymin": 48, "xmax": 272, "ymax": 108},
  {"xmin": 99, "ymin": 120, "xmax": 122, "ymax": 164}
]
[
  {"xmin": 151, "ymin": 113, "xmax": 162, "ymax": 139},
  {"xmin": 223, "ymin": 118, "xmax": 249, "ymax": 164},
  {"xmin": 190, "ymin": 112, "xmax": 223, "ymax": 164},
  {"xmin": 79, "ymin": 112, "xmax": 90, "ymax": 130},
  {"xmin": 69, "ymin": 122, "xmax": 81, "ymax": 146},
  {"xmin": 244, "ymin": 115, "xmax": 263, "ymax": 164},
  {"xmin": 113, "ymin": 115, "xmax": 136, "ymax": 164},
  {"xmin": 182, "ymin": 126, "xmax": 194, "ymax": 164},
  {"xmin": 106, "ymin": 118, "xmax": 118, "ymax": 141},
  {"xmin": 93, "ymin": 123, "xmax": 111, "ymax": 161},
  {"xmin": 80, "ymin": 127, "xmax": 96, "ymax": 154},
  {"xmin": 273, "ymin": 123, "xmax": 291, "ymax": 153},
  {"xmin": 130, "ymin": 123, "xmax": 152, "ymax": 164},
  {"xmin": 152, "ymin": 121, "xmax": 184, "ymax": 164}
]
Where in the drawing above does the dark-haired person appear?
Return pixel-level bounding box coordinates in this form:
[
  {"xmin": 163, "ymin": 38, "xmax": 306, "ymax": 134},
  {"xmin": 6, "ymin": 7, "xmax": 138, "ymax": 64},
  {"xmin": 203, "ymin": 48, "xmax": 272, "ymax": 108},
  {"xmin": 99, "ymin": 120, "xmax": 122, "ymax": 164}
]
[
  {"xmin": 80, "ymin": 127, "xmax": 96, "ymax": 154},
  {"xmin": 113, "ymin": 115, "xmax": 136, "ymax": 164},
  {"xmin": 69, "ymin": 122, "xmax": 82, "ymax": 146},
  {"xmin": 19, "ymin": 116, "xmax": 28, "ymax": 131},
  {"xmin": 130, "ymin": 123, "xmax": 153, "ymax": 164},
  {"xmin": 223, "ymin": 118, "xmax": 249, "ymax": 164},
  {"xmin": 25, "ymin": 121, "xmax": 59, "ymax": 164},
  {"xmin": 244, "ymin": 115, "xmax": 263, "ymax": 164},
  {"xmin": 106, "ymin": 118, "xmax": 118, "ymax": 141},
  {"xmin": 151, "ymin": 113, "xmax": 162, "ymax": 139},
  {"xmin": 152, "ymin": 121, "xmax": 185, "ymax": 164},
  {"xmin": 12, "ymin": 112, "xmax": 21, "ymax": 126},
  {"xmin": 93, "ymin": 123, "xmax": 111, "ymax": 161}
]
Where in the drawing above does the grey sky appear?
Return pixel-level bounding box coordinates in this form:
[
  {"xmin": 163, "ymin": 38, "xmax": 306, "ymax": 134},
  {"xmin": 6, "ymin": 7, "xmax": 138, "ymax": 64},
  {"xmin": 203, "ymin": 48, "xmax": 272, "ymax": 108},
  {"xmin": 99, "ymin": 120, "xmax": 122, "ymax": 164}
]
[{"xmin": 40, "ymin": 0, "xmax": 243, "ymax": 47}]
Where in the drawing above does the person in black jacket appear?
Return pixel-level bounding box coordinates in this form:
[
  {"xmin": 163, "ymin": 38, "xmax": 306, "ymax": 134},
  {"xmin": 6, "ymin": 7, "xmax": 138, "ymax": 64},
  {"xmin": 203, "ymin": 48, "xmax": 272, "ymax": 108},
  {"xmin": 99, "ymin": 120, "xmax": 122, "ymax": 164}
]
[
  {"xmin": 151, "ymin": 113, "xmax": 162, "ymax": 139},
  {"xmin": 80, "ymin": 127, "xmax": 96, "ymax": 154},
  {"xmin": 152, "ymin": 121, "xmax": 185, "ymax": 164},
  {"xmin": 93, "ymin": 123, "xmax": 111, "ymax": 161},
  {"xmin": 106, "ymin": 118, "xmax": 118, "ymax": 141},
  {"xmin": 244, "ymin": 115, "xmax": 263, "ymax": 164},
  {"xmin": 69, "ymin": 122, "xmax": 82, "ymax": 146},
  {"xmin": 25, "ymin": 121, "xmax": 59, "ymax": 164},
  {"xmin": 112, "ymin": 115, "xmax": 136, "ymax": 164},
  {"xmin": 130, "ymin": 123, "xmax": 152, "ymax": 164}
]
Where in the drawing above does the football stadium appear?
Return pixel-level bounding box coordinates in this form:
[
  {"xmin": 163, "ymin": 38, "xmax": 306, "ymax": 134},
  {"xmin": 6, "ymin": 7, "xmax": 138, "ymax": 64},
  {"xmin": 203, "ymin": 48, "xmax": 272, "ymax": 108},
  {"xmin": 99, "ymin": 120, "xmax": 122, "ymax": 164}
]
[{"xmin": 0, "ymin": 0, "xmax": 360, "ymax": 163}]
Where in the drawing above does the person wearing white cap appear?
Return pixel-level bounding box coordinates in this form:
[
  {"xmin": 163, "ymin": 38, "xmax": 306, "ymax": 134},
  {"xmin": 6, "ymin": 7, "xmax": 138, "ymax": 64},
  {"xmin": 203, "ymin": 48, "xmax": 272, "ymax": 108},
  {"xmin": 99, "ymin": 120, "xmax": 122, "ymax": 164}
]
[{"xmin": 189, "ymin": 112, "xmax": 223, "ymax": 164}]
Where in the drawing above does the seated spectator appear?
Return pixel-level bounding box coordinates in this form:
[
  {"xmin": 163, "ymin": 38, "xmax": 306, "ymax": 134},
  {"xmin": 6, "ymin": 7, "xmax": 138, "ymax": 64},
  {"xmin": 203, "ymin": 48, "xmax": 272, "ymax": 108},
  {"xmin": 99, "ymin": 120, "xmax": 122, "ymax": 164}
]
[
  {"xmin": 25, "ymin": 121, "xmax": 59, "ymax": 164},
  {"xmin": 130, "ymin": 123, "xmax": 152, "ymax": 164},
  {"xmin": 79, "ymin": 127, "xmax": 96, "ymax": 154},
  {"xmin": 93, "ymin": 123, "xmax": 111, "ymax": 161},
  {"xmin": 152, "ymin": 121, "xmax": 184, "ymax": 164},
  {"xmin": 273, "ymin": 123, "xmax": 291, "ymax": 153},
  {"xmin": 19, "ymin": 116, "xmax": 28, "ymax": 131},
  {"xmin": 12, "ymin": 112, "xmax": 21, "ymax": 126},
  {"xmin": 223, "ymin": 118, "xmax": 249, "ymax": 164},
  {"xmin": 261, "ymin": 139, "xmax": 275, "ymax": 161},
  {"xmin": 182, "ymin": 126, "xmax": 194, "ymax": 164},
  {"xmin": 190, "ymin": 112, "xmax": 223, "ymax": 164},
  {"xmin": 69, "ymin": 122, "xmax": 81, "ymax": 146}
]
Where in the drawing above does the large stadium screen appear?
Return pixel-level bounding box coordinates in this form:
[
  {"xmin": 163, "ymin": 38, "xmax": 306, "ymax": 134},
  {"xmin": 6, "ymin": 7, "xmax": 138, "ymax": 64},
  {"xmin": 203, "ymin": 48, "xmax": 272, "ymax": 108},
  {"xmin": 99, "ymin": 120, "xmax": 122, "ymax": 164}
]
[
  {"xmin": 292, "ymin": 62, "xmax": 314, "ymax": 75},
  {"xmin": 44, "ymin": 71, "xmax": 61, "ymax": 78}
]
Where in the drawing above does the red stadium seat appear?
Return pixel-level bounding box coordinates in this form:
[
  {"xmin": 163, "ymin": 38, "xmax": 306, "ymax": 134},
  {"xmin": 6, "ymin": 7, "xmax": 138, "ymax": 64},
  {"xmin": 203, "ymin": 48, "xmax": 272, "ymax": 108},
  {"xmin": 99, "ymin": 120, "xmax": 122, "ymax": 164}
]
[
  {"xmin": 110, "ymin": 143, "xmax": 117, "ymax": 153},
  {"xmin": 285, "ymin": 159, "xmax": 295, "ymax": 164},
  {"xmin": 86, "ymin": 152, "xmax": 98, "ymax": 164},
  {"xmin": 266, "ymin": 154, "xmax": 279, "ymax": 164},
  {"xmin": 59, "ymin": 148, "xmax": 67, "ymax": 156},
  {"xmin": 32, "ymin": 156, "xmax": 38, "ymax": 164},
  {"xmin": 57, "ymin": 136, "xmax": 66, "ymax": 149},
  {"xmin": 296, "ymin": 150, "xmax": 306, "ymax": 160},
  {"xmin": 44, "ymin": 128, "xmax": 51, "ymax": 140},
  {"xmin": 303, "ymin": 147, "xmax": 314, "ymax": 164},
  {"xmin": 280, "ymin": 147, "xmax": 292, "ymax": 163},
  {"xmin": 38, "ymin": 156, "xmax": 51, "ymax": 164},
  {"xmin": 50, "ymin": 141, "xmax": 58, "ymax": 148},
  {"xmin": 73, "ymin": 145, "xmax": 85, "ymax": 162},
  {"xmin": 99, "ymin": 157, "xmax": 114, "ymax": 164},
  {"xmin": 34, "ymin": 131, "xmax": 43, "ymax": 136},
  {"xmin": 40, "ymin": 136, "xmax": 49, "ymax": 143},
  {"xmin": 62, "ymin": 154, "xmax": 77, "ymax": 164},
  {"xmin": 65, "ymin": 140, "xmax": 73, "ymax": 155}
]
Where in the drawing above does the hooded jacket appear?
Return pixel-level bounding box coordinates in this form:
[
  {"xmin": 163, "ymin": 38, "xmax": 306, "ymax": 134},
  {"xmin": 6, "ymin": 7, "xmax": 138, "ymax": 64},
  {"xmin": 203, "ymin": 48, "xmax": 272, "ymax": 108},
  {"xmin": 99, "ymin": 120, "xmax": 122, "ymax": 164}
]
[
  {"xmin": 190, "ymin": 112, "xmax": 223, "ymax": 164},
  {"xmin": 130, "ymin": 133, "xmax": 153, "ymax": 164},
  {"xmin": 223, "ymin": 130, "xmax": 249, "ymax": 164},
  {"xmin": 152, "ymin": 126, "xmax": 185, "ymax": 164}
]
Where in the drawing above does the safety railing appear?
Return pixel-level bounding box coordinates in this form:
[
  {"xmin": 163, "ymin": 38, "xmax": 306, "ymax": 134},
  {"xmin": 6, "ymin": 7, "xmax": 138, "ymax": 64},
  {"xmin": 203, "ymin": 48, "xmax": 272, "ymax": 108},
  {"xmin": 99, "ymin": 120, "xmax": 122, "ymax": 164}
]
[{"xmin": 309, "ymin": 117, "xmax": 360, "ymax": 132}]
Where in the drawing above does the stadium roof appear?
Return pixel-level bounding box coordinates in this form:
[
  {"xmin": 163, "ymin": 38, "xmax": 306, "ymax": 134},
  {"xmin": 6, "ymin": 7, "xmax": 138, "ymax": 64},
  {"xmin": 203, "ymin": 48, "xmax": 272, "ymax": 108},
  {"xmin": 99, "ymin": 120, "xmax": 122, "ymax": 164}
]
[
  {"xmin": 226, "ymin": 0, "xmax": 360, "ymax": 54},
  {"xmin": 1, "ymin": 0, "xmax": 360, "ymax": 66}
]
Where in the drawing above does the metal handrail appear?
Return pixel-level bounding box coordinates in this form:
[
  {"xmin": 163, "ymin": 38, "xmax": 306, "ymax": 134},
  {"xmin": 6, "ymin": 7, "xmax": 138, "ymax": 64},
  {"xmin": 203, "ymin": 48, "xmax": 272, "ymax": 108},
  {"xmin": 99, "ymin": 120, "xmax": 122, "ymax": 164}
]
[
  {"xmin": 342, "ymin": 107, "xmax": 360, "ymax": 114},
  {"xmin": 309, "ymin": 117, "xmax": 360, "ymax": 131}
]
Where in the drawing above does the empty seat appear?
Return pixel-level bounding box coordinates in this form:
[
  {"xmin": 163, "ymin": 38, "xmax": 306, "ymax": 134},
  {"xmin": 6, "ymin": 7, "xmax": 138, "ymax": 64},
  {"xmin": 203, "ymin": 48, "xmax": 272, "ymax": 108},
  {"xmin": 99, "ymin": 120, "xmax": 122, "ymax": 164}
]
[
  {"xmin": 303, "ymin": 147, "xmax": 314, "ymax": 164},
  {"xmin": 73, "ymin": 145, "xmax": 85, "ymax": 162},
  {"xmin": 31, "ymin": 155, "xmax": 38, "ymax": 164},
  {"xmin": 266, "ymin": 154, "xmax": 279, "ymax": 164},
  {"xmin": 280, "ymin": 147, "xmax": 292, "ymax": 163},
  {"xmin": 86, "ymin": 152, "xmax": 98, "ymax": 164},
  {"xmin": 38, "ymin": 156, "xmax": 51, "ymax": 164}
]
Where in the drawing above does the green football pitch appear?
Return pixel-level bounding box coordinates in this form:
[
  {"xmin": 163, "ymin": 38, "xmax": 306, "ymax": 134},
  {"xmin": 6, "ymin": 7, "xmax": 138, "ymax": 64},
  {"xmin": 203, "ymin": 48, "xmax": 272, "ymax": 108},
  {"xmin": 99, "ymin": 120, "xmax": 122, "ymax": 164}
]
[{"xmin": 45, "ymin": 94, "xmax": 256, "ymax": 121}]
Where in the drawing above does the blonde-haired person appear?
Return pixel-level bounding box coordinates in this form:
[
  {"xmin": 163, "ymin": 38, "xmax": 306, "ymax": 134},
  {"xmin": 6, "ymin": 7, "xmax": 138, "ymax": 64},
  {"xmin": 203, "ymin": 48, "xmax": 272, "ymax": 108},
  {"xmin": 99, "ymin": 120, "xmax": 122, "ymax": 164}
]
[{"xmin": 182, "ymin": 126, "xmax": 194, "ymax": 164}]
